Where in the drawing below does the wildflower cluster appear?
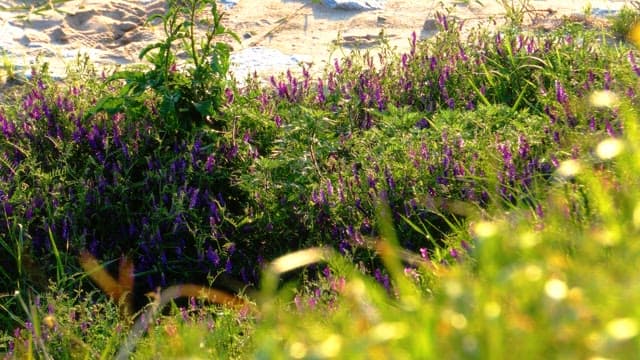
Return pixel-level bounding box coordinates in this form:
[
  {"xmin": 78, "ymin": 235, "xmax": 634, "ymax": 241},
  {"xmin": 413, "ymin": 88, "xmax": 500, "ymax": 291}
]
[{"xmin": 2, "ymin": 8, "xmax": 640, "ymax": 339}]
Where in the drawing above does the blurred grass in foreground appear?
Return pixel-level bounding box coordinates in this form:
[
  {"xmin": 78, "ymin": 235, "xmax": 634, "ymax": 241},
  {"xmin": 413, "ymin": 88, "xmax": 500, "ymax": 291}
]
[{"xmin": 249, "ymin": 91, "xmax": 640, "ymax": 359}]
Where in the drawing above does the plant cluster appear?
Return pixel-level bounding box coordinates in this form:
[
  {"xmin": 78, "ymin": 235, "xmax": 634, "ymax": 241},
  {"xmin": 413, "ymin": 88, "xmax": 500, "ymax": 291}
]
[
  {"xmin": 2, "ymin": 3, "xmax": 639, "ymax": 304},
  {"xmin": 3, "ymin": 2, "xmax": 640, "ymax": 358}
]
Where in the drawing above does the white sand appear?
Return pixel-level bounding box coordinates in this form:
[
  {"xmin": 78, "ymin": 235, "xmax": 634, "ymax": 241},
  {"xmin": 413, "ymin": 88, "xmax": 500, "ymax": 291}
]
[{"xmin": 0, "ymin": 0, "xmax": 632, "ymax": 80}]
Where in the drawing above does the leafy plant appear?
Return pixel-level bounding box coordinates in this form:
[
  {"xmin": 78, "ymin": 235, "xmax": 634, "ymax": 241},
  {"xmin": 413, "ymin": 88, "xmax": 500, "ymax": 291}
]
[
  {"xmin": 611, "ymin": 5, "xmax": 640, "ymax": 40},
  {"xmin": 497, "ymin": 0, "xmax": 533, "ymax": 26},
  {"xmin": 92, "ymin": 0, "xmax": 240, "ymax": 135}
]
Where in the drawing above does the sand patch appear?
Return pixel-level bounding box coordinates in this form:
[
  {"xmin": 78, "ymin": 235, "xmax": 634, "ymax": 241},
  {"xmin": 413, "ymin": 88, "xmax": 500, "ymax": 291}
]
[{"xmin": 0, "ymin": 0, "xmax": 632, "ymax": 80}]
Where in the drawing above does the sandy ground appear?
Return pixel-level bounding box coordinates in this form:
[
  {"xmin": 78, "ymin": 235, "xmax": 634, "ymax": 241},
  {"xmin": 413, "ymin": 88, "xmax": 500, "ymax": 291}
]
[{"xmin": 0, "ymin": 0, "xmax": 632, "ymax": 80}]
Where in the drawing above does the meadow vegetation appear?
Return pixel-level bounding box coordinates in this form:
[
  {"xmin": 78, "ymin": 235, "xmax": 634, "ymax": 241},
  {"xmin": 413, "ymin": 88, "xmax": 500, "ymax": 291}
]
[{"xmin": 2, "ymin": 0, "xmax": 640, "ymax": 358}]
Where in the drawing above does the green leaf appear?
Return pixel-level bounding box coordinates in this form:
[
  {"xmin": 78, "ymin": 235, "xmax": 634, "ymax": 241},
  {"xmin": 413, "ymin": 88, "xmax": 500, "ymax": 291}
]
[
  {"xmin": 194, "ymin": 100, "xmax": 214, "ymax": 117},
  {"xmin": 139, "ymin": 42, "xmax": 164, "ymax": 60}
]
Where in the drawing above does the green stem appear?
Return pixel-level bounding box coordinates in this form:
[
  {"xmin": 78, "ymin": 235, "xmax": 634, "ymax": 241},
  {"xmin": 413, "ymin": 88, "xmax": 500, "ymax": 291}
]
[{"xmin": 189, "ymin": 1, "xmax": 200, "ymax": 70}]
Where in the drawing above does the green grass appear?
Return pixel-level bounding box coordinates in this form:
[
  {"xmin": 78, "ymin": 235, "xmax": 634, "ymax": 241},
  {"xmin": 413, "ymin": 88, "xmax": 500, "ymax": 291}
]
[{"xmin": 2, "ymin": 1, "xmax": 640, "ymax": 358}]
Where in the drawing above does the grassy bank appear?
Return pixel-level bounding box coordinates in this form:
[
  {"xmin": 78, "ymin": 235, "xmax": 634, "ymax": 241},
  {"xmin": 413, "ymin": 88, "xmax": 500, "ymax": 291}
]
[{"xmin": 2, "ymin": 1, "xmax": 640, "ymax": 358}]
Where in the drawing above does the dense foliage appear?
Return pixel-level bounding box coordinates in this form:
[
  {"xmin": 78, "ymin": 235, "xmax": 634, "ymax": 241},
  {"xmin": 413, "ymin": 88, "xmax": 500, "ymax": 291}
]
[{"xmin": 2, "ymin": 1, "xmax": 640, "ymax": 358}]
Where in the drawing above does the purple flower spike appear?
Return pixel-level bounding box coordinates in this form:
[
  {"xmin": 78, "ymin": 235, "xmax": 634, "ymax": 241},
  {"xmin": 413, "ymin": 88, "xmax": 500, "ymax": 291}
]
[
  {"xmin": 436, "ymin": 12, "xmax": 449, "ymax": 31},
  {"xmin": 374, "ymin": 87, "xmax": 385, "ymax": 111},
  {"xmin": 415, "ymin": 118, "xmax": 429, "ymax": 129},
  {"xmin": 225, "ymin": 87, "xmax": 234, "ymax": 104},
  {"xmin": 0, "ymin": 114, "xmax": 15, "ymax": 138},
  {"xmin": 419, "ymin": 248, "xmax": 429, "ymax": 261},
  {"xmin": 323, "ymin": 266, "xmax": 332, "ymax": 280},
  {"xmin": 367, "ymin": 175, "xmax": 377, "ymax": 191},
  {"xmin": 205, "ymin": 154, "xmax": 216, "ymax": 172},
  {"xmin": 316, "ymin": 78, "xmax": 326, "ymax": 104},
  {"xmin": 605, "ymin": 120, "xmax": 615, "ymax": 137},
  {"xmin": 410, "ymin": 31, "xmax": 417, "ymax": 55},
  {"xmin": 589, "ymin": 116, "xmax": 597, "ymax": 132},
  {"xmin": 429, "ymin": 56, "xmax": 437, "ymax": 71},
  {"xmin": 458, "ymin": 45, "xmax": 468, "ymax": 61},
  {"xmin": 526, "ymin": 38, "xmax": 536, "ymax": 54},
  {"xmin": 374, "ymin": 269, "xmax": 392, "ymax": 295},
  {"xmin": 628, "ymin": 51, "xmax": 640, "ymax": 76},
  {"xmin": 206, "ymin": 246, "xmax": 220, "ymax": 266},
  {"xmin": 554, "ymin": 80, "xmax": 569, "ymax": 104},
  {"xmin": 604, "ymin": 71, "xmax": 612, "ymax": 90},
  {"xmin": 518, "ymin": 134, "xmax": 530, "ymax": 159},
  {"xmin": 446, "ymin": 97, "xmax": 455, "ymax": 109},
  {"xmin": 189, "ymin": 188, "xmax": 200, "ymax": 209},
  {"xmin": 334, "ymin": 58, "xmax": 342, "ymax": 74},
  {"xmin": 385, "ymin": 168, "xmax": 396, "ymax": 191}
]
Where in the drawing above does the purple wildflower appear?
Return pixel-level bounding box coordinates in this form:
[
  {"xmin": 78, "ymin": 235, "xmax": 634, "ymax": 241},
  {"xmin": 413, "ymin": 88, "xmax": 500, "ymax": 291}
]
[
  {"xmin": 210, "ymin": 201, "xmax": 221, "ymax": 224},
  {"xmin": 627, "ymin": 86, "xmax": 636, "ymax": 99},
  {"xmin": 243, "ymin": 130, "xmax": 252, "ymax": 143},
  {"xmin": 446, "ymin": 97, "xmax": 455, "ymax": 109},
  {"xmin": 589, "ymin": 116, "xmax": 596, "ymax": 131},
  {"xmin": 628, "ymin": 51, "xmax": 640, "ymax": 76},
  {"xmin": 0, "ymin": 114, "xmax": 15, "ymax": 138},
  {"xmin": 436, "ymin": 12, "xmax": 449, "ymax": 31},
  {"xmin": 410, "ymin": 31, "xmax": 417, "ymax": 56},
  {"xmin": 258, "ymin": 91, "xmax": 269, "ymax": 112},
  {"xmin": 429, "ymin": 56, "xmax": 437, "ymax": 71},
  {"xmin": 518, "ymin": 134, "xmax": 529, "ymax": 159},
  {"xmin": 604, "ymin": 71, "xmax": 612, "ymax": 90},
  {"xmin": 206, "ymin": 246, "xmax": 220, "ymax": 266},
  {"xmin": 385, "ymin": 168, "xmax": 396, "ymax": 191},
  {"xmin": 495, "ymin": 33, "xmax": 503, "ymax": 55},
  {"xmin": 555, "ymin": 80, "xmax": 569, "ymax": 104},
  {"xmin": 526, "ymin": 38, "xmax": 536, "ymax": 54},
  {"xmin": 367, "ymin": 175, "xmax": 377, "ymax": 191},
  {"xmin": 420, "ymin": 142, "xmax": 429, "ymax": 160},
  {"xmin": 189, "ymin": 188, "xmax": 200, "ymax": 209},
  {"xmin": 323, "ymin": 266, "xmax": 332, "ymax": 280},
  {"xmin": 205, "ymin": 154, "xmax": 216, "ymax": 172},
  {"xmin": 317, "ymin": 78, "xmax": 326, "ymax": 103},
  {"xmin": 374, "ymin": 268, "xmax": 392, "ymax": 295},
  {"xmin": 334, "ymin": 58, "xmax": 342, "ymax": 74},
  {"xmin": 605, "ymin": 120, "xmax": 615, "ymax": 137},
  {"xmin": 374, "ymin": 86, "xmax": 385, "ymax": 111},
  {"xmin": 419, "ymin": 248, "xmax": 429, "ymax": 261},
  {"xmin": 308, "ymin": 290, "xmax": 319, "ymax": 310},
  {"xmin": 225, "ymin": 87, "xmax": 234, "ymax": 104},
  {"xmin": 414, "ymin": 118, "xmax": 429, "ymax": 130},
  {"xmin": 459, "ymin": 45, "xmax": 468, "ymax": 61}
]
